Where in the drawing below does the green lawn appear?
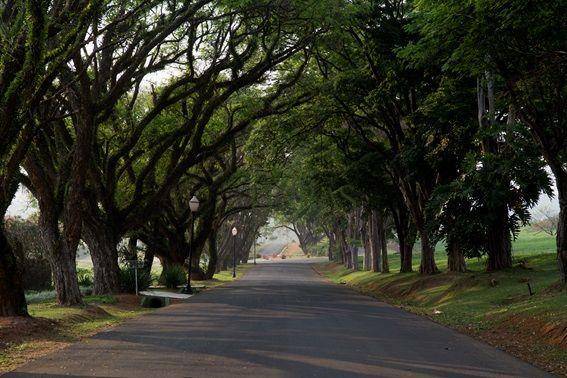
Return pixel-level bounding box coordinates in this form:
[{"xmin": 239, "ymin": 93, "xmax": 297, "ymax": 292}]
[
  {"xmin": 361, "ymin": 227, "xmax": 557, "ymax": 273},
  {"xmin": 318, "ymin": 228, "xmax": 566, "ymax": 375}
]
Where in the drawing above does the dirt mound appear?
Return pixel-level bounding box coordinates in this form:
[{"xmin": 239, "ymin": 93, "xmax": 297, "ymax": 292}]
[
  {"xmin": 475, "ymin": 314, "xmax": 567, "ymax": 376},
  {"xmin": 499, "ymin": 315, "xmax": 567, "ymax": 348},
  {"xmin": 114, "ymin": 294, "xmax": 141, "ymax": 308},
  {"xmin": 280, "ymin": 243, "xmax": 305, "ymax": 259},
  {"xmin": 0, "ymin": 317, "xmax": 56, "ymax": 349}
]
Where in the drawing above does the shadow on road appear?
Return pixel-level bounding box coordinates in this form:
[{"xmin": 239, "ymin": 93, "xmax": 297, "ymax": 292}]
[{"xmin": 9, "ymin": 261, "xmax": 549, "ymax": 377}]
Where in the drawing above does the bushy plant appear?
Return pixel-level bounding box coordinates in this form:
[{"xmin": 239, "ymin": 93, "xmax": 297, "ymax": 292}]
[
  {"xmin": 311, "ymin": 240, "xmax": 329, "ymax": 257},
  {"xmin": 160, "ymin": 265, "xmax": 186, "ymax": 289},
  {"xmin": 118, "ymin": 265, "xmax": 151, "ymax": 293},
  {"xmin": 77, "ymin": 268, "xmax": 93, "ymax": 287},
  {"xmin": 5, "ymin": 217, "xmax": 52, "ymax": 291}
]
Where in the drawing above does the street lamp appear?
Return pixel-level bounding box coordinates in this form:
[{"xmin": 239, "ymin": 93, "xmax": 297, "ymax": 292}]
[
  {"xmin": 232, "ymin": 226, "xmax": 238, "ymax": 278},
  {"xmin": 253, "ymin": 230, "xmax": 257, "ymax": 265},
  {"xmin": 183, "ymin": 195, "xmax": 199, "ymax": 294}
]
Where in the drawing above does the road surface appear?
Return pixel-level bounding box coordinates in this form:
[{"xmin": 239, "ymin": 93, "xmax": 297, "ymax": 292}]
[{"xmin": 9, "ymin": 259, "xmax": 549, "ymax": 377}]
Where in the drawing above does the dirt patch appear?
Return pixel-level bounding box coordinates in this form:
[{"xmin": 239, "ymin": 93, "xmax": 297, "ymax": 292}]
[
  {"xmin": 113, "ymin": 294, "xmax": 143, "ymax": 309},
  {"xmin": 280, "ymin": 243, "xmax": 305, "ymax": 259},
  {"xmin": 470, "ymin": 314, "xmax": 567, "ymax": 376},
  {"xmin": 0, "ymin": 317, "xmax": 57, "ymax": 349},
  {"xmin": 491, "ymin": 315, "xmax": 567, "ymax": 348},
  {"xmin": 0, "ymin": 295, "xmax": 149, "ymax": 374}
]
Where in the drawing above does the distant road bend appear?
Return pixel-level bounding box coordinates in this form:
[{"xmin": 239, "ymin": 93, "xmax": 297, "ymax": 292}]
[{"xmin": 9, "ymin": 259, "xmax": 549, "ymax": 377}]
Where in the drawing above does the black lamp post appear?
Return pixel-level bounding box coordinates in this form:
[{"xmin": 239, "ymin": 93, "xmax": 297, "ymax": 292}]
[
  {"xmin": 253, "ymin": 235, "xmax": 257, "ymax": 265},
  {"xmin": 183, "ymin": 195, "xmax": 199, "ymax": 294},
  {"xmin": 232, "ymin": 226, "xmax": 237, "ymax": 278}
]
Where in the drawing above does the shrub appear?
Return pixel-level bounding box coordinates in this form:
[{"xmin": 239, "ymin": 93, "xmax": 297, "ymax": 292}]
[
  {"xmin": 77, "ymin": 268, "xmax": 93, "ymax": 287},
  {"xmin": 118, "ymin": 265, "xmax": 152, "ymax": 293},
  {"xmin": 5, "ymin": 217, "xmax": 52, "ymax": 291},
  {"xmin": 312, "ymin": 240, "xmax": 330, "ymax": 257},
  {"xmin": 160, "ymin": 265, "xmax": 186, "ymax": 289}
]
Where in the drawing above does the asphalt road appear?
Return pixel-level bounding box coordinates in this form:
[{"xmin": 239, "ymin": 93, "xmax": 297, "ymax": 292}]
[{"xmin": 9, "ymin": 259, "xmax": 549, "ymax": 377}]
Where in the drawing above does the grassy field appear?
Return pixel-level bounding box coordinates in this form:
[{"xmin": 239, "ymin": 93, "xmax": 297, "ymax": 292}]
[
  {"xmin": 0, "ymin": 263, "xmax": 254, "ymax": 374},
  {"xmin": 316, "ymin": 228, "xmax": 566, "ymax": 375}
]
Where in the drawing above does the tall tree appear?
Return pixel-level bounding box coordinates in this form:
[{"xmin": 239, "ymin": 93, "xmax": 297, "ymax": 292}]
[
  {"xmin": 410, "ymin": 0, "xmax": 565, "ymax": 281},
  {"xmin": 0, "ymin": 0, "xmax": 99, "ymax": 315}
]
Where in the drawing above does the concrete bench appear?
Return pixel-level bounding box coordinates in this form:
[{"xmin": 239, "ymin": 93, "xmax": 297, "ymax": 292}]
[{"xmin": 139, "ymin": 290, "xmax": 193, "ymax": 308}]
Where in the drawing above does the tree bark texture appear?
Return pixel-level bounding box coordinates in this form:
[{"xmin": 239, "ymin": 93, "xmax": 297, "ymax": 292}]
[
  {"xmin": 0, "ymin": 228, "xmax": 28, "ymax": 316},
  {"xmin": 486, "ymin": 205, "xmax": 512, "ymax": 271},
  {"xmin": 447, "ymin": 240, "xmax": 466, "ymax": 273},
  {"xmin": 82, "ymin": 225, "xmax": 120, "ymax": 295},
  {"xmin": 376, "ymin": 214, "xmax": 389, "ymax": 273},
  {"xmin": 39, "ymin": 213, "xmax": 83, "ymax": 305}
]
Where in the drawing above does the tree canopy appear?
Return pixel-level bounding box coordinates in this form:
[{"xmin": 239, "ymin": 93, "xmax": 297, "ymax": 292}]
[{"xmin": 0, "ymin": 0, "xmax": 565, "ymax": 317}]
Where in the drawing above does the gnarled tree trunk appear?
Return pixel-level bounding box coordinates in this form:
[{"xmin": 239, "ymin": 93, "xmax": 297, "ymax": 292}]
[
  {"xmin": 39, "ymin": 213, "xmax": 83, "ymax": 305},
  {"xmin": 447, "ymin": 240, "xmax": 466, "ymax": 273},
  {"xmin": 376, "ymin": 214, "xmax": 389, "ymax": 273},
  {"xmin": 205, "ymin": 232, "xmax": 218, "ymax": 280},
  {"xmin": 0, "ymin": 228, "xmax": 28, "ymax": 316},
  {"xmin": 143, "ymin": 248, "xmax": 154, "ymax": 274},
  {"xmin": 419, "ymin": 230, "xmax": 439, "ymax": 275},
  {"xmin": 399, "ymin": 227, "xmax": 416, "ymax": 273},
  {"xmin": 369, "ymin": 210, "xmax": 382, "ymax": 273},
  {"xmin": 557, "ymin": 176, "xmax": 567, "ymax": 284},
  {"xmin": 82, "ymin": 225, "xmax": 120, "ymax": 295},
  {"xmin": 486, "ymin": 205, "xmax": 512, "ymax": 271}
]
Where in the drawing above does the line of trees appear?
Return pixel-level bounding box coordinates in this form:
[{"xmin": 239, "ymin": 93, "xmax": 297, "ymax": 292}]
[
  {"xmin": 0, "ymin": 0, "xmax": 336, "ymax": 316},
  {"xmin": 245, "ymin": 0, "xmax": 565, "ymax": 285},
  {"xmin": 1, "ymin": 0, "xmax": 564, "ymax": 318}
]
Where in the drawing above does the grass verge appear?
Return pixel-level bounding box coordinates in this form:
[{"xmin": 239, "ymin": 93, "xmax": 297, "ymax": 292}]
[
  {"xmin": 315, "ymin": 254, "xmax": 566, "ymax": 376},
  {"xmin": 199, "ymin": 263, "xmax": 254, "ymax": 289}
]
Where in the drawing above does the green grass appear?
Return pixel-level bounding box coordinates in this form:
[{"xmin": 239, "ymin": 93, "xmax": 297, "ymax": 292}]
[
  {"xmin": 201, "ymin": 264, "xmax": 254, "ymax": 288},
  {"xmin": 358, "ymin": 227, "xmax": 557, "ymax": 273},
  {"xmin": 318, "ymin": 228, "xmax": 566, "ymax": 374}
]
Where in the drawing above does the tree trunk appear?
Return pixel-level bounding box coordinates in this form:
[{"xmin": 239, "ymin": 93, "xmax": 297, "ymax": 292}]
[
  {"xmin": 351, "ymin": 246, "xmax": 358, "ymax": 271},
  {"xmin": 0, "ymin": 228, "xmax": 28, "ymax": 316},
  {"xmin": 486, "ymin": 205, "xmax": 512, "ymax": 271},
  {"xmin": 82, "ymin": 226, "xmax": 120, "ymax": 295},
  {"xmin": 325, "ymin": 227, "xmax": 335, "ymax": 261},
  {"xmin": 399, "ymin": 227, "xmax": 415, "ymax": 273},
  {"xmin": 377, "ymin": 215, "xmax": 389, "ymax": 273},
  {"xmin": 205, "ymin": 233, "xmax": 218, "ymax": 280},
  {"xmin": 327, "ymin": 231, "xmax": 334, "ymax": 261},
  {"xmin": 143, "ymin": 248, "xmax": 154, "ymax": 274},
  {"xmin": 369, "ymin": 210, "xmax": 382, "ymax": 273},
  {"xmin": 126, "ymin": 237, "xmax": 138, "ymax": 261},
  {"xmin": 336, "ymin": 227, "xmax": 346, "ymax": 266},
  {"xmin": 40, "ymin": 214, "xmax": 83, "ymax": 306},
  {"xmin": 557, "ymin": 176, "xmax": 567, "ymax": 285},
  {"xmin": 447, "ymin": 240, "xmax": 466, "ymax": 273},
  {"xmin": 419, "ymin": 229, "xmax": 439, "ymax": 274},
  {"xmin": 363, "ymin": 228, "xmax": 371, "ymax": 271}
]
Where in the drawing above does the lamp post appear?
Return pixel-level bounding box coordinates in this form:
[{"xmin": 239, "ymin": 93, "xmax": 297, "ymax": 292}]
[
  {"xmin": 253, "ymin": 230, "xmax": 257, "ymax": 265},
  {"xmin": 232, "ymin": 226, "xmax": 238, "ymax": 278},
  {"xmin": 184, "ymin": 195, "xmax": 199, "ymax": 294}
]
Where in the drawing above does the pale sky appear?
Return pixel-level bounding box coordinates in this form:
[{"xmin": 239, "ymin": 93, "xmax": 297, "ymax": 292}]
[{"xmin": 6, "ymin": 183, "xmax": 560, "ymax": 220}]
